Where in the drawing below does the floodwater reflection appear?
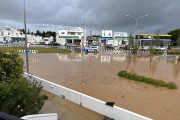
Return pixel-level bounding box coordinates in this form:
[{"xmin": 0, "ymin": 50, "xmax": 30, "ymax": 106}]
[{"xmin": 21, "ymin": 53, "xmax": 180, "ymax": 120}]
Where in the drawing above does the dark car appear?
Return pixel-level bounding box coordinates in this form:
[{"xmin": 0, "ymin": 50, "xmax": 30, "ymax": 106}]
[
  {"xmin": 105, "ymin": 44, "xmax": 115, "ymax": 50},
  {"xmin": 49, "ymin": 41, "xmax": 60, "ymax": 47},
  {"xmin": 123, "ymin": 45, "xmax": 133, "ymax": 50}
]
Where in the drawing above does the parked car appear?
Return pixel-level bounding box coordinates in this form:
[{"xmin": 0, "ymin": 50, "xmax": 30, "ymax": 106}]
[
  {"xmin": 156, "ymin": 47, "xmax": 166, "ymax": 51},
  {"xmin": 32, "ymin": 42, "xmax": 38, "ymax": 45},
  {"xmin": 85, "ymin": 45, "xmax": 99, "ymax": 54},
  {"xmin": 49, "ymin": 41, "xmax": 60, "ymax": 47},
  {"xmin": 66, "ymin": 43, "xmax": 76, "ymax": 48},
  {"xmin": 123, "ymin": 45, "xmax": 133, "ymax": 50},
  {"xmin": 105, "ymin": 44, "xmax": 115, "ymax": 50}
]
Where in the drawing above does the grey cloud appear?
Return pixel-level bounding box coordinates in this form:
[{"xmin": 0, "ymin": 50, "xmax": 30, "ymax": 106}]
[{"xmin": 0, "ymin": 0, "xmax": 180, "ymax": 35}]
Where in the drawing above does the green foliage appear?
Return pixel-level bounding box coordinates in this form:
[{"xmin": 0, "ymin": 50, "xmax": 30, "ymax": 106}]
[
  {"xmin": 35, "ymin": 30, "xmax": 56, "ymax": 42},
  {"xmin": 153, "ymin": 29, "xmax": 161, "ymax": 47},
  {"xmin": 0, "ymin": 50, "xmax": 24, "ymax": 82},
  {"xmin": 167, "ymin": 46, "xmax": 172, "ymax": 51},
  {"xmin": 167, "ymin": 82, "xmax": 177, "ymax": 89},
  {"xmin": 132, "ymin": 44, "xmax": 138, "ymax": 55},
  {"xmin": 177, "ymin": 32, "xmax": 180, "ymax": 49},
  {"xmin": 148, "ymin": 41, "xmax": 155, "ymax": 54},
  {"xmin": 118, "ymin": 71, "xmax": 177, "ymax": 89},
  {"xmin": 128, "ymin": 33, "xmax": 134, "ymax": 46},
  {"xmin": 0, "ymin": 50, "xmax": 47, "ymax": 117},
  {"xmin": 168, "ymin": 28, "xmax": 180, "ymax": 45}
]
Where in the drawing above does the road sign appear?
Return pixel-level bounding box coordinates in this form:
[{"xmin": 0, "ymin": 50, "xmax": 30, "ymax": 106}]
[
  {"xmin": 82, "ymin": 42, "xmax": 87, "ymax": 48},
  {"xmin": 153, "ymin": 45, "xmax": 156, "ymax": 47},
  {"xmin": 27, "ymin": 49, "xmax": 30, "ymax": 54},
  {"xmin": 83, "ymin": 48, "xmax": 86, "ymax": 52},
  {"xmin": 25, "ymin": 42, "xmax": 31, "ymax": 49}
]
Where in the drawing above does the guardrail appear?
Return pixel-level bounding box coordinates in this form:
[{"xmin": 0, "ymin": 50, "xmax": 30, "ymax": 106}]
[
  {"xmin": 24, "ymin": 73, "xmax": 153, "ymax": 120},
  {"xmin": 101, "ymin": 49, "xmax": 150, "ymax": 55},
  {"xmin": 18, "ymin": 50, "xmax": 38, "ymax": 53},
  {"xmin": 0, "ymin": 44, "xmax": 25, "ymax": 47}
]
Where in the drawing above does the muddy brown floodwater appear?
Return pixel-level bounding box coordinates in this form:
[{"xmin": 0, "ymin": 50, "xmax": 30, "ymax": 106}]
[{"xmin": 21, "ymin": 52, "xmax": 180, "ymax": 120}]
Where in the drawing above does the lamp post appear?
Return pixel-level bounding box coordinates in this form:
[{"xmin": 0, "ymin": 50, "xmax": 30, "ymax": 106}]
[
  {"xmin": 126, "ymin": 14, "xmax": 148, "ymax": 46},
  {"xmin": 23, "ymin": 0, "xmax": 29, "ymax": 73},
  {"xmin": 78, "ymin": 6, "xmax": 86, "ymax": 64}
]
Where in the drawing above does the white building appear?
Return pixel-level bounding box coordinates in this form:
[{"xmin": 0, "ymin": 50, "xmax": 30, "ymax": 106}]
[
  {"xmin": 43, "ymin": 36, "xmax": 53, "ymax": 45},
  {"xmin": 56, "ymin": 27, "xmax": 84, "ymax": 46},
  {"xmin": 27, "ymin": 35, "xmax": 43, "ymax": 44},
  {"xmin": 114, "ymin": 32, "xmax": 128, "ymax": 47},
  {"xmin": 0, "ymin": 26, "xmax": 44, "ymax": 44},
  {"xmin": 100, "ymin": 30, "xmax": 113, "ymax": 45},
  {"xmin": 0, "ymin": 26, "xmax": 24, "ymax": 43},
  {"xmin": 102, "ymin": 30, "xmax": 113, "ymax": 38}
]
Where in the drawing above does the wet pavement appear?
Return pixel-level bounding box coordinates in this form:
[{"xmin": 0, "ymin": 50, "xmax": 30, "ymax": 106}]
[
  {"xmin": 40, "ymin": 91, "xmax": 104, "ymax": 120},
  {"xmin": 21, "ymin": 52, "xmax": 180, "ymax": 120}
]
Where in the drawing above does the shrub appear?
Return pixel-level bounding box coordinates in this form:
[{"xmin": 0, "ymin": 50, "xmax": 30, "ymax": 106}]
[
  {"xmin": 0, "ymin": 50, "xmax": 24, "ymax": 82},
  {"xmin": 0, "ymin": 50, "xmax": 47, "ymax": 117},
  {"xmin": 118, "ymin": 71, "xmax": 177, "ymax": 89},
  {"xmin": 167, "ymin": 82, "xmax": 177, "ymax": 89}
]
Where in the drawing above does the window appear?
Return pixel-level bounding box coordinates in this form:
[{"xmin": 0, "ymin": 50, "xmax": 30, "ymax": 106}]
[
  {"xmin": 78, "ymin": 33, "xmax": 81, "ymax": 35},
  {"xmin": 71, "ymin": 32, "xmax": 75, "ymax": 35},
  {"xmin": 61, "ymin": 32, "xmax": 65, "ymax": 34}
]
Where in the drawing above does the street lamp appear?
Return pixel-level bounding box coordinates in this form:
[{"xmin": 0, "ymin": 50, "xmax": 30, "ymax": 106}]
[
  {"xmin": 23, "ymin": 0, "xmax": 29, "ymax": 73},
  {"xmin": 78, "ymin": 6, "xmax": 85, "ymax": 25},
  {"xmin": 126, "ymin": 14, "xmax": 148, "ymax": 46},
  {"xmin": 78, "ymin": 5, "xmax": 86, "ymax": 64}
]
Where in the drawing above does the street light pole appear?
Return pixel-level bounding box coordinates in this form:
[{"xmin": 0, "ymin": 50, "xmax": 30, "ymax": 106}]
[
  {"xmin": 23, "ymin": 0, "xmax": 29, "ymax": 74},
  {"xmin": 78, "ymin": 6, "xmax": 86, "ymax": 64},
  {"xmin": 126, "ymin": 14, "xmax": 148, "ymax": 46}
]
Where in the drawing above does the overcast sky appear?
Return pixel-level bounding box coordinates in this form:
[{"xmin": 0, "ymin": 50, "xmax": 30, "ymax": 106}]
[{"xmin": 0, "ymin": 0, "xmax": 180, "ymax": 35}]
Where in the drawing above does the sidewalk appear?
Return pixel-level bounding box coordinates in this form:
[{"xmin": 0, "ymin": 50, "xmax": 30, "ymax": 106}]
[{"xmin": 40, "ymin": 91, "xmax": 104, "ymax": 120}]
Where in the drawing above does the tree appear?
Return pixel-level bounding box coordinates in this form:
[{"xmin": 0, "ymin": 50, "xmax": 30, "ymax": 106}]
[
  {"xmin": 20, "ymin": 29, "xmax": 25, "ymax": 34},
  {"xmin": 0, "ymin": 50, "xmax": 47, "ymax": 117},
  {"xmin": 132, "ymin": 44, "xmax": 138, "ymax": 55},
  {"xmin": 45, "ymin": 33, "xmax": 51, "ymax": 37},
  {"xmin": 35, "ymin": 30, "xmax": 41, "ymax": 36},
  {"xmin": 154, "ymin": 29, "xmax": 161, "ymax": 47},
  {"xmin": 177, "ymin": 31, "xmax": 180, "ymax": 49},
  {"xmin": 128, "ymin": 33, "xmax": 134, "ymax": 46},
  {"xmin": 148, "ymin": 40, "xmax": 154, "ymax": 54},
  {"xmin": 168, "ymin": 28, "xmax": 180, "ymax": 45}
]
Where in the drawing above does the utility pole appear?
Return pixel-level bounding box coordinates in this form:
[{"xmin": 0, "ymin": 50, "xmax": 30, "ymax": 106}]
[
  {"xmin": 78, "ymin": 6, "xmax": 86, "ymax": 64},
  {"xmin": 23, "ymin": 0, "xmax": 29, "ymax": 74}
]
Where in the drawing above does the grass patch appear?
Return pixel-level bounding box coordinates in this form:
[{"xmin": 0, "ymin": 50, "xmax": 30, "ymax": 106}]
[
  {"xmin": 0, "ymin": 47, "xmax": 71, "ymax": 53},
  {"xmin": 118, "ymin": 71, "xmax": 177, "ymax": 89}
]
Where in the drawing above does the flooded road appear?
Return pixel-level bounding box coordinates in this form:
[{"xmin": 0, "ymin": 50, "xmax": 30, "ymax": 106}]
[{"xmin": 21, "ymin": 52, "xmax": 180, "ymax": 120}]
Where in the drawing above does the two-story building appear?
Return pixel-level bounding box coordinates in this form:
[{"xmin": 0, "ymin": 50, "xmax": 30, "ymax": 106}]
[
  {"xmin": 100, "ymin": 30, "xmax": 113, "ymax": 45},
  {"xmin": 56, "ymin": 27, "xmax": 84, "ymax": 46},
  {"xmin": 0, "ymin": 26, "xmax": 43, "ymax": 44},
  {"xmin": 114, "ymin": 32, "xmax": 129, "ymax": 47},
  {"xmin": 0, "ymin": 26, "xmax": 24, "ymax": 43}
]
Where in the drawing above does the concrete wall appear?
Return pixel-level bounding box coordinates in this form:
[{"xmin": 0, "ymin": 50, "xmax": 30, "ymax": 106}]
[
  {"xmin": 21, "ymin": 113, "xmax": 58, "ymax": 120},
  {"xmin": 24, "ymin": 73, "xmax": 153, "ymax": 120}
]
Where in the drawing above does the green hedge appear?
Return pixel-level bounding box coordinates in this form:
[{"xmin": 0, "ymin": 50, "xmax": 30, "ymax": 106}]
[{"xmin": 118, "ymin": 71, "xmax": 177, "ymax": 89}]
